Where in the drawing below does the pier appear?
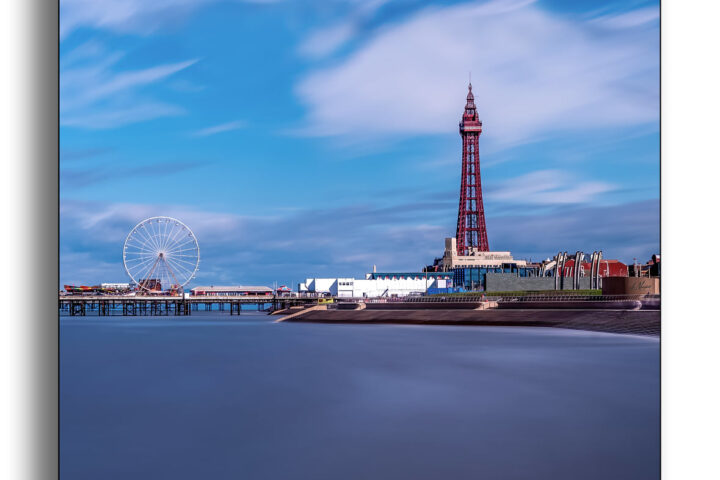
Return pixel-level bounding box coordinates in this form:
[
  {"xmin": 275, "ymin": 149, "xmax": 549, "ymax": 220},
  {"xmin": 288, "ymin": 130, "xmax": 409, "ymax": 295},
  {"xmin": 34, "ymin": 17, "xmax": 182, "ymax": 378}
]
[
  {"xmin": 59, "ymin": 294, "xmax": 661, "ymax": 336},
  {"xmin": 58, "ymin": 295, "xmax": 320, "ymax": 316}
]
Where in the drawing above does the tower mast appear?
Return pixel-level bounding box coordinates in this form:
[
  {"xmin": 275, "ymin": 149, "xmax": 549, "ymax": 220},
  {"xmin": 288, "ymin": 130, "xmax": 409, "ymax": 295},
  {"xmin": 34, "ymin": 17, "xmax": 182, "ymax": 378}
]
[{"xmin": 455, "ymin": 83, "xmax": 489, "ymax": 255}]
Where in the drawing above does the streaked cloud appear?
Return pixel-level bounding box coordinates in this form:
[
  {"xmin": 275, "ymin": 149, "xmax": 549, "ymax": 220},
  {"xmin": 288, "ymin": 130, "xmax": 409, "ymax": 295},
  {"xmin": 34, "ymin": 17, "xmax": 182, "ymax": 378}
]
[
  {"xmin": 61, "ymin": 102, "xmax": 186, "ymax": 129},
  {"xmin": 60, "ymin": 41, "xmax": 198, "ymax": 129},
  {"xmin": 486, "ymin": 170, "xmax": 616, "ymax": 206},
  {"xmin": 61, "ymin": 0, "xmax": 218, "ymax": 39},
  {"xmin": 298, "ymin": 23, "xmax": 356, "ymax": 59},
  {"xmin": 489, "ymin": 199, "xmax": 659, "ymax": 261},
  {"xmin": 64, "ymin": 59, "xmax": 198, "ymax": 111},
  {"xmin": 192, "ymin": 120, "xmax": 247, "ymax": 137},
  {"xmin": 60, "ymin": 0, "xmax": 285, "ymax": 39},
  {"xmin": 61, "ymin": 161, "xmax": 205, "ymax": 188},
  {"xmin": 60, "ymin": 147, "xmax": 114, "ymax": 162},
  {"xmin": 589, "ymin": 6, "xmax": 659, "ymax": 29},
  {"xmin": 295, "ymin": 0, "xmax": 659, "ymax": 147},
  {"xmin": 297, "ymin": 0, "xmax": 390, "ymax": 59}
]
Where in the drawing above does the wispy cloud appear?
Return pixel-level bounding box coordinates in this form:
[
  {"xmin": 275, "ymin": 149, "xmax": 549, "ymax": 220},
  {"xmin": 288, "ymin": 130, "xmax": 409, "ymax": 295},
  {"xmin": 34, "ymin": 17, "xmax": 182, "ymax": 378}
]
[
  {"xmin": 297, "ymin": 0, "xmax": 390, "ymax": 59},
  {"xmin": 489, "ymin": 199, "xmax": 659, "ymax": 261},
  {"xmin": 60, "ymin": 147, "xmax": 114, "ymax": 162},
  {"xmin": 63, "ymin": 59, "xmax": 198, "ymax": 111},
  {"xmin": 60, "ymin": 41, "xmax": 198, "ymax": 129},
  {"xmin": 295, "ymin": 0, "xmax": 659, "ymax": 147},
  {"xmin": 192, "ymin": 120, "xmax": 247, "ymax": 137},
  {"xmin": 61, "ymin": 0, "xmax": 216, "ymax": 39},
  {"xmin": 61, "ymin": 102, "xmax": 186, "ymax": 129},
  {"xmin": 298, "ymin": 23, "xmax": 357, "ymax": 59},
  {"xmin": 60, "ymin": 0, "xmax": 284, "ymax": 39},
  {"xmin": 61, "ymin": 160, "xmax": 205, "ymax": 188},
  {"xmin": 589, "ymin": 6, "xmax": 659, "ymax": 29},
  {"xmin": 486, "ymin": 170, "xmax": 616, "ymax": 206}
]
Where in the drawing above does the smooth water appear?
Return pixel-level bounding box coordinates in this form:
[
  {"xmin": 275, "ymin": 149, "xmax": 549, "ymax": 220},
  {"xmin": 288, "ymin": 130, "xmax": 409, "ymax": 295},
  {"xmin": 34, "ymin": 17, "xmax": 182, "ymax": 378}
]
[{"xmin": 60, "ymin": 313, "xmax": 659, "ymax": 479}]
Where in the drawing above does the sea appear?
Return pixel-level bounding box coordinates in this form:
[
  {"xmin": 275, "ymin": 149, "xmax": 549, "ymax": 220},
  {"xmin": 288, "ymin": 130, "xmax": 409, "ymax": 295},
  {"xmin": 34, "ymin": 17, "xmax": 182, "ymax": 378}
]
[{"xmin": 60, "ymin": 313, "xmax": 659, "ymax": 480}]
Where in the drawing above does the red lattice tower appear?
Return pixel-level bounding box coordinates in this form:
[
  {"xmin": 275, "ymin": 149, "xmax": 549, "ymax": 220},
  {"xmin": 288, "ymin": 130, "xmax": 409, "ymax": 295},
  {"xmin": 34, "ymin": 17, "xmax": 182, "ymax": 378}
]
[{"xmin": 455, "ymin": 83, "xmax": 489, "ymax": 255}]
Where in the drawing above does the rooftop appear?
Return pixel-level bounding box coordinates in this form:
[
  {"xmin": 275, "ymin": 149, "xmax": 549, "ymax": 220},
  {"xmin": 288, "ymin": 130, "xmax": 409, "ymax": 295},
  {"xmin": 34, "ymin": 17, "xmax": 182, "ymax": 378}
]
[{"xmin": 369, "ymin": 272, "xmax": 452, "ymax": 278}]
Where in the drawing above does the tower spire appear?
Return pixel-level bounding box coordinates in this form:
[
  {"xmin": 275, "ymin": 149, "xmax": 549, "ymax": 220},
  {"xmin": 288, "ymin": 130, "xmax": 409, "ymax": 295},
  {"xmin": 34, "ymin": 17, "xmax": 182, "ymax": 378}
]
[{"xmin": 464, "ymin": 82, "xmax": 478, "ymax": 119}]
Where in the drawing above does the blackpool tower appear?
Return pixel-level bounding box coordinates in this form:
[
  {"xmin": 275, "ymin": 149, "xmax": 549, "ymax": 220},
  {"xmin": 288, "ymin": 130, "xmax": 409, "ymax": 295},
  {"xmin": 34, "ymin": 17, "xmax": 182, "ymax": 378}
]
[{"xmin": 455, "ymin": 83, "xmax": 489, "ymax": 255}]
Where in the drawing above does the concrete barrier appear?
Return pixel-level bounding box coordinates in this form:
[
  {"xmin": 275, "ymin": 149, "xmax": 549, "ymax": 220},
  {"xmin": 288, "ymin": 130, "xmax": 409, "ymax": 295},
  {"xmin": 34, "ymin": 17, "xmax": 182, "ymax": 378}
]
[
  {"xmin": 337, "ymin": 302, "xmax": 366, "ymax": 310},
  {"xmin": 365, "ymin": 302, "xmax": 482, "ymax": 310},
  {"xmin": 497, "ymin": 300, "xmax": 642, "ymax": 310}
]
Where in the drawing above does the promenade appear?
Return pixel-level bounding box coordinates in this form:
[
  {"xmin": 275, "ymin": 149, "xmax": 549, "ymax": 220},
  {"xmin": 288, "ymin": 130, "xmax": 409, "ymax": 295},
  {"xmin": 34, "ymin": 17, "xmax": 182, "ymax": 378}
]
[{"xmin": 283, "ymin": 308, "xmax": 660, "ymax": 336}]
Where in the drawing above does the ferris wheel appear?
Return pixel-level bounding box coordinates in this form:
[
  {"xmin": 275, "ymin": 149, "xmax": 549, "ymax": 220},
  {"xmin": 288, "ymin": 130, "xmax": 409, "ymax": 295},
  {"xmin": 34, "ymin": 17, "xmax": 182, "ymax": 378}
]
[{"xmin": 123, "ymin": 216, "xmax": 200, "ymax": 292}]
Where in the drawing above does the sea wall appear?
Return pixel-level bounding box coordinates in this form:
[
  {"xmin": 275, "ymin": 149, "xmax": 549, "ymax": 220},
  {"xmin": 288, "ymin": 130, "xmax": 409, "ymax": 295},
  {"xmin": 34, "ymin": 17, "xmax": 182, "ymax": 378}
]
[
  {"xmin": 484, "ymin": 273, "xmax": 591, "ymax": 292},
  {"xmin": 283, "ymin": 309, "xmax": 660, "ymax": 336},
  {"xmin": 497, "ymin": 300, "xmax": 643, "ymax": 310},
  {"xmin": 602, "ymin": 277, "xmax": 660, "ymax": 295}
]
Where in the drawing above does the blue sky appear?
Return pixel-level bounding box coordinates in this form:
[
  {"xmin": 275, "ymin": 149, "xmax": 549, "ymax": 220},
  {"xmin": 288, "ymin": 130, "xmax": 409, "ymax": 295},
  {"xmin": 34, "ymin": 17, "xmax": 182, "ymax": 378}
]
[{"xmin": 60, "ymin": 0, "xmax": 659, "ymax": 287}]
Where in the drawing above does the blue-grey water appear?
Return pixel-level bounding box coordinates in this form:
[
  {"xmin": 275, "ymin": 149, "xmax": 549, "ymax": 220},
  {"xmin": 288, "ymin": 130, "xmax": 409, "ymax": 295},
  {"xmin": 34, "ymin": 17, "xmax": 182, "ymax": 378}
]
[{"xmin": 60, "ymin": 313, "xmax": 659, "ymax": 479}]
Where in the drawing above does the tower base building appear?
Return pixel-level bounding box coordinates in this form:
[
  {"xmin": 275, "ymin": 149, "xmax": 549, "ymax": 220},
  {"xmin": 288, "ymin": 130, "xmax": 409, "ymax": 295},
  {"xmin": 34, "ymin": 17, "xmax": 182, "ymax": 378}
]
[
  {"xmin": 440, "ymin": 237, "xmax": 527, "ymax": 271},
  {"xmin": 437, "ymin": 237, "xmax": 539, "ymax": 291}
]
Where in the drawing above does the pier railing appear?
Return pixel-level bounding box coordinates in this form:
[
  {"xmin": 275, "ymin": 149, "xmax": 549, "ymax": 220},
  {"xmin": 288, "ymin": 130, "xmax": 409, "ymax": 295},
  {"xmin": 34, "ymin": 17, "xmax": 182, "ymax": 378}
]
[
  {"xmin": 357, "ymin": 294, "xmax": 660, "ymax": 303},
  {"xmin": 58, "ymin": 293, "xmax": 318, "ymax": 317}
]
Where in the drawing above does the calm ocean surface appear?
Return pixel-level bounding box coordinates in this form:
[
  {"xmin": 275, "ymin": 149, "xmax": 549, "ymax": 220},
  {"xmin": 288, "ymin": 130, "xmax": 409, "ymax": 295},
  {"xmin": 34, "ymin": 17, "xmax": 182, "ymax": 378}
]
[{"xmin": 60, "ymin": 313, "xmax": 659, "ymax": 480}]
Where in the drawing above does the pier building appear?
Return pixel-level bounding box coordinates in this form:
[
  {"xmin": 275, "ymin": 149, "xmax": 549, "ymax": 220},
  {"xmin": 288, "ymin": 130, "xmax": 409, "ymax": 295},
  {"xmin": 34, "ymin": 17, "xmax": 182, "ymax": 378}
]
[
  {"xmin": 190, "ymin": 286, "xmax": 273, "ymax": 296},
  {"xmin": 101, "ymin": 282, "xmax": 131, "ymax": 290}
]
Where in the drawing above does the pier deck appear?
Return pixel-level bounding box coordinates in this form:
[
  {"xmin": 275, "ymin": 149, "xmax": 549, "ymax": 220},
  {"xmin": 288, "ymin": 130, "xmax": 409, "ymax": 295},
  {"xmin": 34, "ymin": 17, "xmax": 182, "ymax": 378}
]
[{"xmin": 58, "ymin": 295, "xmax": 318, "ymax": 316}]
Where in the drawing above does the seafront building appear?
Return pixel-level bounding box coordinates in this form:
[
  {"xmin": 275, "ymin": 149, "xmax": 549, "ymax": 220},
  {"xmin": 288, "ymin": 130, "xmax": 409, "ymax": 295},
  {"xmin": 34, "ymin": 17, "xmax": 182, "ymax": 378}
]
[
  {"xmin": 298, "ymin": 271, "xmax": 453, "ymax": 298},
  {"xmin": 424, "ymin": 237, "xmax": 538, "ymax": 291},
  {"xmin": 438, "ymin": 238, "xmax": 527, "ymax": 270}
]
